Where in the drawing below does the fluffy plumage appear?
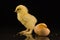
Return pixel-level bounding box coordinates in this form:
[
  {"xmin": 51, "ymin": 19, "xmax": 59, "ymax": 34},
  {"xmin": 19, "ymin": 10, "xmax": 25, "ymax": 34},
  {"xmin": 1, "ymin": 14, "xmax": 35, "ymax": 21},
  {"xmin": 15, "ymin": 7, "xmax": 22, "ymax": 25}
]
[{"xmin": 15, "ymin": 5, "xmax": 37, "ymax": 35}]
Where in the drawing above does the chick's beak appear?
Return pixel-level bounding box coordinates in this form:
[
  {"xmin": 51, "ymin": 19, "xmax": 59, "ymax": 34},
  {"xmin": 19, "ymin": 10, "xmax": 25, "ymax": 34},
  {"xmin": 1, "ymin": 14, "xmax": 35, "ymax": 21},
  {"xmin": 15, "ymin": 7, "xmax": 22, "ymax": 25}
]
[{"xmin": 14, "ymin": 10, "xmax": 16, "ymax": 12}]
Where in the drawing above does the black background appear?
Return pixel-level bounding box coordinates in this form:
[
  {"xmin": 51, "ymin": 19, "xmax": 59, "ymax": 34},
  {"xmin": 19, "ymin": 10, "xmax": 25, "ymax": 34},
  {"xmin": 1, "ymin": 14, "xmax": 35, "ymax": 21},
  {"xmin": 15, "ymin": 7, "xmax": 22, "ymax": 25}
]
[{"xmin": 0, "ymin": 0, "xmax": 60, "ymax": 40}]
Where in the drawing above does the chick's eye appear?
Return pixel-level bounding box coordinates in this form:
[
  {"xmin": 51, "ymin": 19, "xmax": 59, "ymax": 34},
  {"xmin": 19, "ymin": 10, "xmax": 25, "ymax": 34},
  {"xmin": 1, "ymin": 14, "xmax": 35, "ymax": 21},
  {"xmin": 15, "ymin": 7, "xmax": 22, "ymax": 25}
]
[
  {"xmin": 17, "ymin": 9, "xmax": 21, "ymax": 10},
  {"xmin": 17, "ymin": 9, "xmax": 19, "ymax": 10}
]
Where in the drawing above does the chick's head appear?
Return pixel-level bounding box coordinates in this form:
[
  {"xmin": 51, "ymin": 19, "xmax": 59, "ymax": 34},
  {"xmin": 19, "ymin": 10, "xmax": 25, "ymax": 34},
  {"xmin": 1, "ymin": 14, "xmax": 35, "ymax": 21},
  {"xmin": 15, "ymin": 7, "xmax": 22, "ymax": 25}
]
[{"xmin": 15, "ymin": 5, "xmax": 28, "ymax": 13}]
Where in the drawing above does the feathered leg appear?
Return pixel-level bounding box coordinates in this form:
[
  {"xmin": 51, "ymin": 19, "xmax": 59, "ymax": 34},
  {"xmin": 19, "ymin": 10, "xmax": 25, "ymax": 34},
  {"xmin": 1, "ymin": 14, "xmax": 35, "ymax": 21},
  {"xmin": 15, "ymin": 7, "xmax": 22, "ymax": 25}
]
[
  {"xmin": 19, "ymin": 23, "xmax": 35, "ymax": 35},
  {"xmin": 19, "ymin": 27, "xmax": 34, "ymax": 35}
]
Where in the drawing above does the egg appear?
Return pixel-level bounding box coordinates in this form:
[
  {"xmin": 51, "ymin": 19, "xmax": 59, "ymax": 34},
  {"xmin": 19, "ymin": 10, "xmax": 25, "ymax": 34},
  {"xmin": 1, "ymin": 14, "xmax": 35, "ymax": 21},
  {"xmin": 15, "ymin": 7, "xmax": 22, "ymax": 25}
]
[{"xmin": 34, "ymin": 23, "xmax": 50, "ymax": 36}]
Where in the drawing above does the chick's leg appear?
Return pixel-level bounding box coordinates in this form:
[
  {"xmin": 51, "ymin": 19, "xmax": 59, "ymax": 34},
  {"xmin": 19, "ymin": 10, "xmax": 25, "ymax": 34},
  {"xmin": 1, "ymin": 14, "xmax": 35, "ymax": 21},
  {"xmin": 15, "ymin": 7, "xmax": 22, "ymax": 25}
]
[
  {"xmin": 23, "ymin": 26, "xmax": 34, "ymax": 35},
  {"xmin": 23, "ymin": 24, "xmax": 35, "ymax": 35},
  {"xmin": 20, "ymin": 28, "xmax": 34, "ymax": 35},
  {"xmin": 20, "ymin": 24, "xmax": 35, "ymax": 35},
  {"xmin": 19, "ymin": 29, "xmax": 29, "ymax": 35},
  {"xmin": 26, "ymin": 29, "xmax": 33, "ymax": 34},
  {"xmin": 24, "ymin": 29, "xmax": 29, "ymax": 32}
]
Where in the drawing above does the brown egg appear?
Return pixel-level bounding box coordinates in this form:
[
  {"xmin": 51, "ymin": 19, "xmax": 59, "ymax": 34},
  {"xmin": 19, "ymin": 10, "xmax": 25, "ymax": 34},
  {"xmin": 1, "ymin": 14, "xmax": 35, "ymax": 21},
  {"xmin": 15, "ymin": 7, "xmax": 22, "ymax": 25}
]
[{"xmin": 34, "ymin": 23, "xmax": 50, "ymax": 36}]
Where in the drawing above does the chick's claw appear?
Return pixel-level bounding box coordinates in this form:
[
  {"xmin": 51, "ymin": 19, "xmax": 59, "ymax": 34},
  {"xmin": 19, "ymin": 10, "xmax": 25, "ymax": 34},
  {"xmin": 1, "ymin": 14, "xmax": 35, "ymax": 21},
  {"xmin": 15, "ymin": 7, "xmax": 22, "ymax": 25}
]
[
  {"xmin": 19, "ymin": 31, "xmax": 26, "ymax": 35},
  {"xmin": 20, "ymin": 31, "xmax": 32, "ymax": 35}
]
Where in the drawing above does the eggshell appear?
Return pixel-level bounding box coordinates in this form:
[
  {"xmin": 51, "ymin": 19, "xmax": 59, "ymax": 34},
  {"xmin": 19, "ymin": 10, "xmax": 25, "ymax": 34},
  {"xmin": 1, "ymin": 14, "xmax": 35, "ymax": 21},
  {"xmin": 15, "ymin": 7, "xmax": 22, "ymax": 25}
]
[
  {"xmin": 36, "ymin": 23, "xmax": 48, "ymax": 28},
  {"xmin": 34, "ymin": 23, "xmax": 50, "ymax": 36}
]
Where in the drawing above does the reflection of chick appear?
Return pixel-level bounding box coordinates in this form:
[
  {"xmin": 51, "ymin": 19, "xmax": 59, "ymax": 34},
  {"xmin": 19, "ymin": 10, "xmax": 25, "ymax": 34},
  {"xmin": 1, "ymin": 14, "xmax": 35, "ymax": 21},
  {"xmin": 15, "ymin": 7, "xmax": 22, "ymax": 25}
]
[
  {"xmin": 25, "ymin": 34, "xmax": 50, "ymax": 40},
  {"xmin": 25, "ymin": 34, "xmax": 35, "ymax": 40},
  {"xmin": 15, "ymin": 5, "xmax": 37, "ymax": 35},
  {"xmin": 35, "ymin": 37, "xmax": 50, "ymax": 40}
]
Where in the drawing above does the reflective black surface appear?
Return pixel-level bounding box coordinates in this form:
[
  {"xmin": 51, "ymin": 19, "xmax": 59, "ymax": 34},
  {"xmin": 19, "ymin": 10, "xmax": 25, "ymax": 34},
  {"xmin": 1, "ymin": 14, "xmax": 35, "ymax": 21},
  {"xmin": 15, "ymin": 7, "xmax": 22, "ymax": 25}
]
[{"xmin": 0, "ymin": 32, "xmax": 60, "ymax": 40}]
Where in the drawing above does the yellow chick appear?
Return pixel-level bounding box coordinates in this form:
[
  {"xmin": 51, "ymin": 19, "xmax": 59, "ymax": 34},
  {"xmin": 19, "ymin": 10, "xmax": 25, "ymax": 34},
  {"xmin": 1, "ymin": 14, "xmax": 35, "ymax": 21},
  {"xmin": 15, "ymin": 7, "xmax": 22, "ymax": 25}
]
[{"xmin": 15, "ymin": 5, "xmax": 37, "ymax": 35}]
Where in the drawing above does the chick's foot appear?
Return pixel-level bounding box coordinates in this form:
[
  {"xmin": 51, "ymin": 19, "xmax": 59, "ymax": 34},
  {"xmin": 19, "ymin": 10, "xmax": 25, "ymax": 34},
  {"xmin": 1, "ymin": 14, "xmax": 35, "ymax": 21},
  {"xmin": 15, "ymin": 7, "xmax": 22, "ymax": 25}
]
[{"xmin": 20, "ymin": 30, "xmax": 32, "ymax": 35}]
